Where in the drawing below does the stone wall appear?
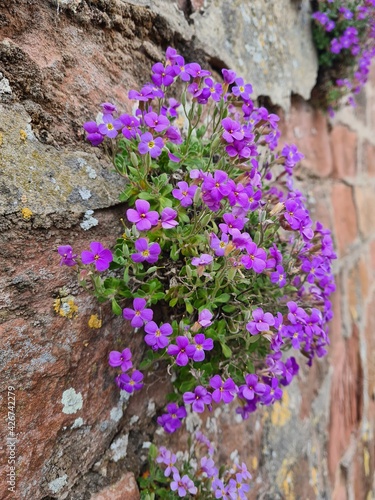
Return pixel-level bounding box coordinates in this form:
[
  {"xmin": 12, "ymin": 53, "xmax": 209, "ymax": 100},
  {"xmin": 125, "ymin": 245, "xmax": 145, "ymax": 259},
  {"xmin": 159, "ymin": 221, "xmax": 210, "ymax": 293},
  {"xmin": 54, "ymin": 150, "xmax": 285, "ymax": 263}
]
[{"xmin": 0, "ymin": 0, "xmax": 374, "ymax": 499}]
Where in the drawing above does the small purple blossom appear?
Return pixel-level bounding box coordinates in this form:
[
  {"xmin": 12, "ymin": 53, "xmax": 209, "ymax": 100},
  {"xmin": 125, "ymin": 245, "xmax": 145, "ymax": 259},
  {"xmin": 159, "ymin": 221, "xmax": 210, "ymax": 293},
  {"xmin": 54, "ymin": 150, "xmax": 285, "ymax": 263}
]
[
  {"xmin": 246, "ymin": 308, "xmax": 275, "ymax": 335},
  {"xmin": 183, "ymin": 385, "xmax": 212, "ymax": 413},
  {"xmin": 191, "ymin": 333, "xmax": 214, "ymax": 362},
  {"xmin": 81, "ymin": 242, "xmax": 113, "ymax": 271},
  {"xmin": 157, "ymin": 403, "xmax": 187, "ymax": 433},
  {"xmin": 170, "ymin": 473, "xmax": 197, "ymax": 497},
  {"xmin": 123, "ymin": 298, "xmax": 153, "ymax": 328},
  {"xmin": 131, "ymin": 238, "xmax": 161, "ymax": 264},
  {"xmin": 191, "ymin": 254, "xmax": 213, "ymax": 266},
  {"xmin": 108, "ymin": 348, "xmax": 132, "ymax": 371},
  {"xmin": 144, "ymin": 321, "xmax": 173, "ymax": 349},
  {"xmin": 167, "ymin": 336, "xmax": 195, "ymax": 366},
  {"xmin": 209, "ymin": 375, "xmax": 238, "ymax": 404},
  {"xmin": 138, "ymin": 132, "xmax": 164, "ymax": 158},
  {"xmin": 98, "ymin": 114, "xmax": 123, "ymax": 138},
  {"xmin": 126, "ymin": 199, "xmax": 159, "ymax": 231},
  {"xmin": 161, "ymin": 207, "xmax": 178, "ymax": 229},
  {"xmin": 172, "ymin": 181, "xmax": 197, "ymax": 207},
  {"xmin": 58, "ymin": 245, "xmax": 77, "ymax": 266},
  {"xmin": 115, "ymin": 370, "xmax": 144, "ymax": 393}
]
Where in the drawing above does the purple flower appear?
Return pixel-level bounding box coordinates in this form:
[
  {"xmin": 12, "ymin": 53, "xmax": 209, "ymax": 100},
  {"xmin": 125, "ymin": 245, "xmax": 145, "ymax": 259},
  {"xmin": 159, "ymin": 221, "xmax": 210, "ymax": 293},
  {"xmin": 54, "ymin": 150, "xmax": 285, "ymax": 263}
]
[
  {"xmin": 183, "ymin": 385, "xmax": 212, "ymax": 413},
  {"xmin": 241, "ymin": 242, "xmax": 267, "ymax": 273},
  {"xmin": 202, "ymin": 170, "xmax": 232, "ymax": 200},
  {"xmin": 119, "ymin": 114, "xmax": 140, "ymax": 140},
  {"xmin": 287, "ymin": 301, "xmax": 308, "ymax": 325},
  {"xmin": 198, "ymin": 309, "xmax": 213, "ymax": 328},
  {"xmin": 123, "ymin": 298, "xmax": 153, "ymax": 328},
  {"xmin": 101, "ymin": 102, "xmax": 117, "ymax": 114},
  {"xmin": 108, "ymin": 348, "xmax": 132, "ymax": 371},
  {"xmin": 191, "ymin": 254, "xmax": 213, "ymax": 266},
  {"xmin": 209, "ymin": 375, "xmax": 238, "ymax": 404},
  {"xmin": 58, "ymin": 245, "xmax": 77, "ymax": 266},
  {"xmin": 151, "ymin": 62, "xmax": 175, "ymax": 87},
  {"xmin": 246, "ymin": 308, "xmax": 275, "ymax": 335},
  {"xmin": 126, "ymin": 199, "xmax": 159, "ymax": 231},
  {"xmin": 83, "ymin": 121, "xmax": 104, "ymax": 147},
  {"xmin": 144, "ymin": 111, "xmax": 170, "ymax": 132},
  {"xmin": 81, "ymin": 242, "xmax": 113, "ymax": 271},
  {"xmin": 162, "ymin": 450, "xmax": 178, "ymax": 477},
  {"xmin": 222, "ymin": 68, "xmax": 236, "ymax": 84},
  {"xmin": 172, "ymin": 181, "xmax": 197, "ymax": 207},
  {"xmin": 239, "ymin": 374, "xmax": 266, "ymax": 400},
  {"xmin": 138, "ymin": 132, "xmax": 164, "ymax": 158},
  {"xmin": 210, "ymin": 233, "xmax": 230, "ymax": 257},
  {"xmin": 186, "ymin": 62, "xmax": 211, "ymax": 78},
  {"xmin": 270, "ymin": 265, "xmax": 286, "ymax": 287},
  {"xmin": 204, "ymin": 77, "xmax": 223, "ymax": 101},
  {"xmin": 260, "ymin": 378, "xmax": 283, "ymax": 405},
  {"xmin": 191, "ymin": 333, "xmax": 214, "ymax": 362},
  {"xmin": 157, "ymin": 403, "xmax": 187, "ymax": 433},
  {"xmin": 144, "ymin": 321, "xmax": 173, "ymax": 349},
  {"xmin": 161, "ymin": 207, "xmax": 178, "ymax": 229},
  {"xmin": 131, "ymin": 238, "xmax": 161, "ymax": 264},
  {"xmin": 221, "ymin": 117, "xmax": 244, "ymax": 143},
  {"xmin": 167, "ymin": 336, "xmax": 195, "ymax": 366},
  {"xmin": 98, "ymin": 114, "xmax": 123, "ymax": 138},
  {"xmin": 200, "ymin": 456, "xmax": 218, "ymax": 479},
  {"xmin": 165, "ymin": 126, "xmax": 183, "ymax": 144},
  {"xmin": 171, "ymin": 473, "xmax": 197, "ymax": 497},
  {"xmin": 232, "ymin": 77, "xmax": 253, "ymax": 100},
  {"xmin": 115, "ymin": 370, "xmax": 144, "ymax": 393}
]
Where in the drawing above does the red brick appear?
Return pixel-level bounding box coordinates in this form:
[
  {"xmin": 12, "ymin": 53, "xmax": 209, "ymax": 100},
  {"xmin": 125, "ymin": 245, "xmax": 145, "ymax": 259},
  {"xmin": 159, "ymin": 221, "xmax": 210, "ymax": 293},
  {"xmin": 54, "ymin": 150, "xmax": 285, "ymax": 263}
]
[
  {"xmin": 280, "ymin": 99, "xmax": 333, "ymax": 177},
  {"xmin": 364, "ymin": 297, "xmax": 375, "ymax": 403},
  {"xmin": 328, "ymin": 325, "xmax": 362, "ymax": 484},
  {"xmin": 331, "ymin": 125, "xmax": 358, "ymax": 178},
  {"xmin": 354, "ymin": 186, "xmax": 375, "ymax": 238},
  {"xmin": 331, "ymin": 183, "xmax": 358, "ymax": 256},
  {"xmin": 370, "ymin": 240, "xmax": 375, "ymax": 271},
  {"xmin": 91, "ymin": 473, "xmax": 140, "ymax": 500},
  {"xmin": 363, "ymin": 141, "xmax": 375, "ymax": 177}
]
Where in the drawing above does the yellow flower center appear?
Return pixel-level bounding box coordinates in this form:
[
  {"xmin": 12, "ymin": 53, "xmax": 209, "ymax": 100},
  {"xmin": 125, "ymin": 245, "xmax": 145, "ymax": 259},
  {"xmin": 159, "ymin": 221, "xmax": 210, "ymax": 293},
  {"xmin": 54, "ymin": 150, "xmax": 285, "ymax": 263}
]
[
  {"xmin": 148, "ymin": 141, "xmax": 155, "ymax": 149},
  {"xmin": 107, "ymin": 123, "xmax": 114, "ymax": 130}
]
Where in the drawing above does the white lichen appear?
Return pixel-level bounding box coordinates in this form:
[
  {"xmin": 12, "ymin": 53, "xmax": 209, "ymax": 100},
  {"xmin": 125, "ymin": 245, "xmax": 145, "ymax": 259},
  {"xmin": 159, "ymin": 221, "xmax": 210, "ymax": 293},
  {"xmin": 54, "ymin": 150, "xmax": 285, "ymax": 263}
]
[
  {"xmin": 142, "ymin": 441, "xmax": 151, "ymax": 449},
  {"xmin": 48, "ymin": 475, "xmax": 68, "ymax": 493},
  {"xmin": 61, "ymin": 388, "xmax": 83, "ymax": 414},
  {"xmin": 86, "ymin": 165, "xmax": 97, "ymax": 179},
  {"xmin": 110, "ymin": 406, "xmax": 123, "ymax": 422},
  {"xmin": 71, "ymin": 417, "xmax": 83, "ymax": 429},
  {"xmin": 129, "ymin": 415, "xmax": 139, "ymax": 426},
  {"xmin": 78, "ymin": 188, "xmax": 92, "ymax": 200},
  {"xmin": 80, "ymin": 209, "xmax": 98, "ymax": 230},
  {"xmin": 147, "ymin": 399, "xmax": 156, "ymax": 416},
  {"xmin": 110, "ymin": 435, "xmax": 128, "ymax": 462},
  {"xmin": 0, "ymin": 72, "xmax": 12, "ymax": 94}
]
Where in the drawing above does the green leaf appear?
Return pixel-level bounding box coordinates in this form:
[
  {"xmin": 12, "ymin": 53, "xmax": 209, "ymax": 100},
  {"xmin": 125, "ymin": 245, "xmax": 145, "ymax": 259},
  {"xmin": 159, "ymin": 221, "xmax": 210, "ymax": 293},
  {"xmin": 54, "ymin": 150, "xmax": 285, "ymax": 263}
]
[
  {"xmin": 220, "ymin": 342, "xmax": 232, "ymax": 358},
  {"xmin": 170, "ymin": 243, "xmax": 180, "ymax": 261},
  {"xmin": 149, "ymin": 444, "xmax": 158, "ymax": 460},
  {"xmin": 215, "ymin": 293, "xmax": 231, "ymax": 304},
  {"xmin": 112, "ymin": 298, "xmax": 122, "ymax": 316},
  {"xmin": 185, "ymin": 301, "xmax": 194, "ymax": 314}
]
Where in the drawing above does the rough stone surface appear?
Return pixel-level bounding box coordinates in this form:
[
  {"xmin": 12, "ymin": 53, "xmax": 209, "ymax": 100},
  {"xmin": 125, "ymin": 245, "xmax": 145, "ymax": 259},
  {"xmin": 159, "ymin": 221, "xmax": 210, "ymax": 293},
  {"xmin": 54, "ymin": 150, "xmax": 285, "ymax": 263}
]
[
  {"xmin": 90, "ymin": 472, "xmax": 140, "ymax": 500},
  {"xmin": 331, "ymin": 183, "xmax": 358, "ymax": 257},
  {"xmin": 331, "ymin": 125, "xmax": 358, "ymax": 178},
  {"xmin": 190, "ymin": 0, "xmax": 317, "ymax": 109},
  {"xmin": 0, "ymin": 1, "xmax": 374, "ymax": 499}
]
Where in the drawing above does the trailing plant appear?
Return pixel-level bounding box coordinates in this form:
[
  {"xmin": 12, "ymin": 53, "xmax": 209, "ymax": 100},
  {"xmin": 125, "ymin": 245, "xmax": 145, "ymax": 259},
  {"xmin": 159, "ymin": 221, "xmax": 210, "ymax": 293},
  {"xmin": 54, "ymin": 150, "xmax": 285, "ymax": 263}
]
[
  {"xmin": 58, "ymin": 47, "xmax": 336, "ymax": 497},
  {"xmin": 311, "ymin": 0, "xmax": 375, "ymax": 112}
]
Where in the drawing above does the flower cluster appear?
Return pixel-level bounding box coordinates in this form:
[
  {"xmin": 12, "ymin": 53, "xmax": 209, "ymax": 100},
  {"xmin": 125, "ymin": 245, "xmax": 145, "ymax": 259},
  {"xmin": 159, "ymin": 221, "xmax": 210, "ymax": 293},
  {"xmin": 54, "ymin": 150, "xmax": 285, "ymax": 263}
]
[
  {"xmin": 139, "ymin": 431, "xmax": 251, "ymax": 498},
  {"xmin": 312, "ymin": 0, "xmax": 375, "ymax": 111},
  {"xmin": 59, "ymin": 46, "xmax": 336, "ymax": 485}
]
